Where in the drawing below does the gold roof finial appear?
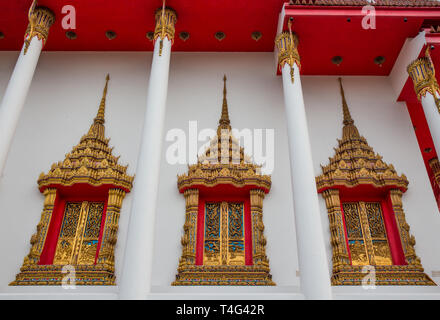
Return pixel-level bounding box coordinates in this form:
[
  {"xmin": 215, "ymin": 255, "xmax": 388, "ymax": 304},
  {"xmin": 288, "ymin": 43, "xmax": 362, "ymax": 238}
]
[
  {"xmin": 218, "ymin": 74, "xmax": 231, "ymax": 131},
  {"xmin": 94, "ymin": 74, "xmax": 110, "ymax": 125},
  {"xmin": 37, "ymin": 73, "xmax": 134, "ymax": 193},
  {"xmin": 315, "ymin": 79, "xmax": 409, "ymax": 194},
  {"xmin": 86, "ymin": 74, "xmax": 110, "ymax": 140},
  {"xmin": 339, "ymin": 77, "xmax": 353, "ymax": 126},
  {"xmin": 338, "ymin": 78, "xmax": 360, "ymax": 140}
]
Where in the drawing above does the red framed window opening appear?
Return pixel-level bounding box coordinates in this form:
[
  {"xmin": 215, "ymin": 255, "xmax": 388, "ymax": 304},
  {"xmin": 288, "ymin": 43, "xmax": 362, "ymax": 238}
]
[
  {"xmin": 195, "ymin": 195, "xmax": 253, "ymax": 266},
  {"xmin": 38, "ymin": 190, "xmax": 108, "ymax": 265},
  {"xmin": 340, "ymin": 194, "xmax": 406, "ymax": 266}
]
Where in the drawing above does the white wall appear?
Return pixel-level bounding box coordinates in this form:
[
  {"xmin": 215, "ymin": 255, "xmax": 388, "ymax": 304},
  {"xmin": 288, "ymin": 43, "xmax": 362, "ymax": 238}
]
[
  {"xmin": 152, "ymin": 53, "xmax": 299, "ymax": 295},
  {"xmin": 1, "ymin": 51, "xmax": 440, "ymax": 299},
  {"xmin": 0, "ymin": 51, "xmax": 150, "ymax": 299},
  {"xmin": 0, "ymin": 52, "xmax": 300, "ymax": 299}
]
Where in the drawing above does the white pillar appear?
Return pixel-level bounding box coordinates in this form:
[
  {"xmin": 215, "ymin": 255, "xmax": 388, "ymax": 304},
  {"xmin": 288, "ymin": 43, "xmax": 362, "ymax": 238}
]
[
  {"xmin": 281, "ymin": 64, "xmax": 333, "ymax": 300},
  {"xmin": 276, "ymin": 31, "xmax": 332, "ymax": 299},
  {"xmin": 0, "ymin": 7, "xmax": 54, "ymax": 177},
  {"xmin": 119, "ymin": 8, "xmax": 177, "ymax": 300},
  {"xmin": 421, "ymin": 93, "xmax": 440, "ymax": 155}
]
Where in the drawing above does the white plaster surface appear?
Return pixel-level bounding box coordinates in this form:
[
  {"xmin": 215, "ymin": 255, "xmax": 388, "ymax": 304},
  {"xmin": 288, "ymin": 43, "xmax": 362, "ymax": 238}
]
[{"xmin": 0, "ymin": 52, "xmax": 440, "ymax": 299}]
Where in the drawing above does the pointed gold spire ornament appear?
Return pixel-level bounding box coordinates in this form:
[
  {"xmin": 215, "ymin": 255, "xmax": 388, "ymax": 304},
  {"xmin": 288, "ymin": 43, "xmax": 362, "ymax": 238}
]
[
  {"xmin": 86, "ymin": 74, "xmax": 109, "ymax": 141},
  {"xmin": 218, "ymin": 75, "xmax": 232, "ymax": 134},
  {"xmin": 315, "ymin": 79, "xmax": 435, "ymax": 286},
  {"xmin": 94, "ymin": 74, "xmax": 110, "ymax": 125},
  {"xmin": 11, "ymin": 75, "xmax": 134, "ymax": 285},
  {"xmin": 35, "ymin": 74, "xmax": 133, "ymax": 191},
  {"xmin": 173, "ymin": 76, "xmax": 274, "ymax": 286},
  {"xmin": 338, "ymin": 78, "xmax": 360, "ymax": 140},
  {"xmin": 339, "ymin": 78, "xmax": 353, "ymax": 125}
]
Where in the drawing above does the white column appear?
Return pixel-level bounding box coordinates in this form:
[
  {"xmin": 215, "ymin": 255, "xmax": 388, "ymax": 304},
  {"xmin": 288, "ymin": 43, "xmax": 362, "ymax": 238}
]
[
  {"xmin": 119, "ymin": 8, "xmax": 176, "ymax": 299},
  {"xmin": 421, "ymin": 93, "xmax": 440, "ymax": 155},
  {"xmin": 0, "ymin": 7, "xmax": 54, "ymax": 177},
  {"xmin": 280, "ymin": 63, "xmax": 332, "ymax": 300}
]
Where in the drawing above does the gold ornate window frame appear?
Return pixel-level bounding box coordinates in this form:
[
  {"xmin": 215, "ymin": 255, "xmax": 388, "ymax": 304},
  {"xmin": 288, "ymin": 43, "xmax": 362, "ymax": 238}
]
[
  {"xmin": 316, "ymin": 79, "xmax": 435, "ymax": 286},
  {"xmin": 172, "ymin": 76, "xmax": 274, "ymax": 286},
  {"xmin": 10, "ymin": 75, "xmax": 133, "ymax": 286}
]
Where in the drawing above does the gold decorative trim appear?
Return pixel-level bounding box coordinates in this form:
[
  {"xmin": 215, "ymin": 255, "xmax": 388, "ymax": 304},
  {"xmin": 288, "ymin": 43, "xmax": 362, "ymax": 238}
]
[
  {"xmin": 11, "ymin": 75, "xmax": 133, "ymax": 286},
  {"xmin": 322, "ymin": 189, "xmax": 351, "ymax": 270},
  {"xmin": 19, "ymin": 188, "xmax": 57, "ymax": 268},
  {"xmin": 24, "ymin": 4, "xmax": 55, "ymax": 55},
  {"xmin": 332, "ymin": 265, "xmax": 435, "ymax": 286},
  {"xmin": 11, "ymin": 265, "xmax": 116, "ymax": 286},
  {"xmin": 177, "ymin": 189, "xmax": 199, "ymax": 269},
  {"xmin": 37, "ymin": 75, "xmax": 134, "ymax": 192},
  {"xmin": 250, "ymin": 189, "xmax": 270, "ymax": 268},
  {"xmin": 429, "ymin": 157, "xmax": 440, "ymax": 191},
  {"xmin": 317, "ymin": 78, "xmax": 435, "ymax": 286},
  {"xmin": 275, "ymin": 28, "xmax": 300, "ymax": 83},
  {"xmin": 173, "ymin": 265, "xmax": 274, "ymax": 286},
  {"xmin": 96, "ymin": 189, "xmax": 127, "ymax": 269},
  {"xmin": 289, "ymin": 0, "xmax": 440, "ymax": 7},
  {"xmin": 154, "ymin": 7, "xmax": 177, "ymax": 56},
  {"xmin": 316, "ymin": 79, "xmax": 409, "ymax": 192},
  {"xmin": 173, "ymin": 76, "xmax": 274, "ymax": 286},
  {"xmin": 408, "ymin": 48, "xmax": 440, "ymax": 113},
  {"xmin": 177, "ymin": 76, "xmax": 271, "ymax": 192}
]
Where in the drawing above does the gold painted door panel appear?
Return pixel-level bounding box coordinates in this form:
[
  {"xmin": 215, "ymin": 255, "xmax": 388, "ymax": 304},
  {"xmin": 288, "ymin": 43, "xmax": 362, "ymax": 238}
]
[
  {"xmin": 343, "ymin": 201, "xmax": 392, "ymax": 266},
  {"xmin": 203, "ymin": 201, "xmax": 245, "ymax": 266},
  {"xmin": 53, "ymin": 201, "xmax": 104, "ymax": 266}
]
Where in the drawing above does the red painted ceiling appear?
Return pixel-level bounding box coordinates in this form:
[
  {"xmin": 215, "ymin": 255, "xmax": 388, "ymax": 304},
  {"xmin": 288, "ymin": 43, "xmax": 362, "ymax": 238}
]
[
  {"xmin": 282, "ymin": 5, "xmax": 440, "ymax": 75},
  {"xmin": 2, "ymin": 2, "xmax": 440, "ymax": 76},
  {"xmin": 0, "ymin": 0, "xmax": 286, "ymax": 52}
]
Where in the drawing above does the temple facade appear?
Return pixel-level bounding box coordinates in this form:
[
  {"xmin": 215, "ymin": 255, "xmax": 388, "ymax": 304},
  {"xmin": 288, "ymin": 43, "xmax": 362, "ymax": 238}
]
[{"xmin": 2, "ymin": 0, "xmax": 440, "ymax": 299}]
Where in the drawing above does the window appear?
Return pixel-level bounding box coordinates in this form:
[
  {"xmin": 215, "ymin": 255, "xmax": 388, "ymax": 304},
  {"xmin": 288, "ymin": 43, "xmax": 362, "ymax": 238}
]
[
  {"xmin": 342, "ymin": 201, "xmax": 392, "ymax": 266},
  {"xmin": 203, "ymin": 201, "xmax": 245, "ymax": 266},
  {"xmin": 53, "ymin": 201, "xmax": 105, "ymax": 266}
]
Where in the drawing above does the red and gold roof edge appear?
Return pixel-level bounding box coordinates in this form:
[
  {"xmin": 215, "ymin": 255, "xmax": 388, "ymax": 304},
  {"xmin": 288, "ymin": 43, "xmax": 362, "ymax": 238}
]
[
  {"xmin": 37, "ymin": 75, "xmax": 134, "ymax": 193},
  {"xmin": 316, "ymin": 78, "xmax": 409, "ymax": 193},
  {"xmin": 288, "ymin": 0, "xmax": 440, "ymax": 7}
]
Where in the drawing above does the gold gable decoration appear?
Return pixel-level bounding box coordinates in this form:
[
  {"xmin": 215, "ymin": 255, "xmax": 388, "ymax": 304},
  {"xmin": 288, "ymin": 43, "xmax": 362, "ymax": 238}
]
[
  {"xmin": 173, "ymin": 76, "xmax": 274, "ymax": 286},
  {"xmin": 37, "ymin": 75, "xmax": 134, "ymax": 192},
  {"xmin": 316, "ymin": 78, "xmax": 408, "ymax": 192},
  {"xmin": 11, "ymin": 75, "xmax": 134, "ymax": 286},
  {"xmin": 316, "ymin": 78, "xmax": 435, "ymax": 286},
  {"xmin": 177, "ymin": 76, "xmax": 271, "ymax": 192}
]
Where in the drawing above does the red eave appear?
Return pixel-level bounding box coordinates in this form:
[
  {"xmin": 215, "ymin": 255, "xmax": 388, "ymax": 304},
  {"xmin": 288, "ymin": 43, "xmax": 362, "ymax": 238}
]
[
  {"xmin": 282, "ymin": 4, "xmax": 440, "ymax": 75},
  {"xmin": 0, "ymin": 0, "xmax": 286, "ymax": 52},
  {"xmin": 2, "ymin": 2, "xmax": 440, "ymax": 76}
]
